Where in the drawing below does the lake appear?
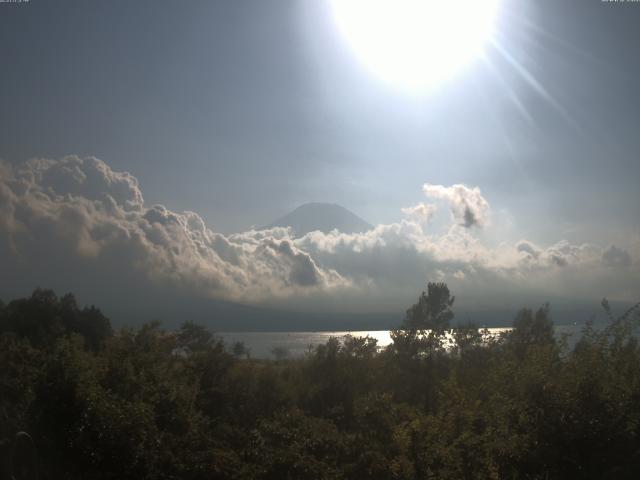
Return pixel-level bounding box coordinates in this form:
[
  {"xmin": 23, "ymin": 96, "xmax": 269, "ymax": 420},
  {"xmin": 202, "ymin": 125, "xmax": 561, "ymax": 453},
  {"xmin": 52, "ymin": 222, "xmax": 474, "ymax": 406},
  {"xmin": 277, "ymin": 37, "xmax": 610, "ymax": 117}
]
[{"xmin": 218, "ymin": 325, "xmax": 587, "ymax": 359}]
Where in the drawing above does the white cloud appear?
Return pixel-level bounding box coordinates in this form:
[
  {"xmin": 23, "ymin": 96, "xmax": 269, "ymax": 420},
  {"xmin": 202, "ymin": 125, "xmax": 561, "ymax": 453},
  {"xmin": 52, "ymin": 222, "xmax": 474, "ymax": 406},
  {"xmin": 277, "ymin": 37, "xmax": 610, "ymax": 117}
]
[
  {"xmin": 515, "ymin": 239, "xmax": 604, "ymax": 270},
  {"xmin": 423, "ymin": 183, "xmax": 490, "ymax": 228},
  {"xmin": 401, "ymin": 202, "xmax": 437, "ymax": 224},
  {"xmin": 297, "ymin": 222, "xmax": 639, "ymax": 308},
  {"xmin": 0, "ymin": 156, "xmax": 638, "ymax": 317},
  {"xmin": 0, "ymin": 156, "xmax": 349, "ymax": 306}
]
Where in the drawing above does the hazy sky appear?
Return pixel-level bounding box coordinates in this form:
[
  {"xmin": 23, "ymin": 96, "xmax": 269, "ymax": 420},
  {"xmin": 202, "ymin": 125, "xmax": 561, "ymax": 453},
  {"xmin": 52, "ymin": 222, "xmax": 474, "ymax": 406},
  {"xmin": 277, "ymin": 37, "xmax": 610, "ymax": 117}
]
[{"xmin": 1, "ymin": 0, "xmax": 639, "ymax": 323}]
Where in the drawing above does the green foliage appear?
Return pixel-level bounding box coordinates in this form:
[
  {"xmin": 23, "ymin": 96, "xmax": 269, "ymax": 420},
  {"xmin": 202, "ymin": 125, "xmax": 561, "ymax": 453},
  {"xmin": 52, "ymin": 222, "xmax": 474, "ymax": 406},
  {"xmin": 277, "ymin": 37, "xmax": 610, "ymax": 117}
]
[
  {"xmin": 403, "ymin": 282, "xmax": 455, "ymax": 333},
  {"xmin": 508, "ymin": 304, "xmax": 555, "ymax": 355},
  {"xmin": 0, "ymin": 289, "xmax": 112, "ymax": 351},
  {"xmin": 270, "ymin": 346, "xmax": 290, "ymax": 362},
  {"xmin": 231, "ymin": 341, "xmax": 251, "ymax": 359},
  {"xmin": 1, "ymin": 288, "xmax": 640, "ymax": 478}
]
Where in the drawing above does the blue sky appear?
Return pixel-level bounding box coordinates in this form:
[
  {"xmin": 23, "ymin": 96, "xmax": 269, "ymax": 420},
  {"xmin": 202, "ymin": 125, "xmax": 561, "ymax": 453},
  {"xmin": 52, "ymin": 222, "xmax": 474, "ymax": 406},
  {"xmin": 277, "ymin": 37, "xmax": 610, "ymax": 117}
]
[{"xmin": 1, "ymin": 0, "xmax": 639, "ymax": 322}]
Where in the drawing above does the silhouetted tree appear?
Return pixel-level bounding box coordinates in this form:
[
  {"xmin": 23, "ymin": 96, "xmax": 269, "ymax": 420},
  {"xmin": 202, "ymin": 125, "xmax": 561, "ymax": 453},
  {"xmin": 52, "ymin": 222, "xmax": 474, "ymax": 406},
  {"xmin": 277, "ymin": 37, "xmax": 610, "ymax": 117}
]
[
  {"xmin": 0, "ymin": 289, "xmax": 111, "ymax": 350},
  {"xmin": 507, "ymin": 304, "xmax": 555, "ymax": 357},
  {"xmin": 176, "ymin": 320, "xmax": 213, "ymax": 353},
  {"xmin": 270, "ymin": 346, "xmax": 290, "ymax": 362},
  {"xmin": 231, "ymin": 340, "xmax": 250, "ymax": 359},
  {"xmin": 403, "ymin": 282, "xmax": 455, "ymax": 333}
]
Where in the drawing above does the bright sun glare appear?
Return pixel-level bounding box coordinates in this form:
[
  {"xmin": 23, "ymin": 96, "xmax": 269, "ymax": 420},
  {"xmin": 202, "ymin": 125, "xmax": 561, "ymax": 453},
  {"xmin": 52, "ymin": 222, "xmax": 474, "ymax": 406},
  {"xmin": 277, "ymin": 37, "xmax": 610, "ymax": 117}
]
[{"xmin": 330, "ymin": 0, "xmax": 501, "ymax": 92}]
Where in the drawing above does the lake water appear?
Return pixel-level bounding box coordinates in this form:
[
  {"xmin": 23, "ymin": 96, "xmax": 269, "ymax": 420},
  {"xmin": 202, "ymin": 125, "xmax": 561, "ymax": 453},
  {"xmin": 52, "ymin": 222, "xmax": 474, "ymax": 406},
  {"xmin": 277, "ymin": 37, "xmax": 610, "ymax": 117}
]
[
  {"xmin": 219, "ymin": 326, "xmax": 586, "ymax": 359},
  {"xmin": 220, "ymin": 330, "xmax": 398, "ymax": 358},
  {"xmin": 218, "ymin": 328, "xmax": 544, "ymax": 358}
]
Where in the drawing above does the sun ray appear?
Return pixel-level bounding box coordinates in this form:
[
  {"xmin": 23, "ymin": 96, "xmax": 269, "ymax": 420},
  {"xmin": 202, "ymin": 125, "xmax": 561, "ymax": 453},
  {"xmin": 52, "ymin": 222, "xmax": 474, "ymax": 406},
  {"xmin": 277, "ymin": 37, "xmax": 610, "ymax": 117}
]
[
  {"xmin": 481, "ymin": 53, "xmax": 536, "ymax": 127},
  {"xmin": 490, "ymin": 38, "xmax": 584, "ymax": 135}
]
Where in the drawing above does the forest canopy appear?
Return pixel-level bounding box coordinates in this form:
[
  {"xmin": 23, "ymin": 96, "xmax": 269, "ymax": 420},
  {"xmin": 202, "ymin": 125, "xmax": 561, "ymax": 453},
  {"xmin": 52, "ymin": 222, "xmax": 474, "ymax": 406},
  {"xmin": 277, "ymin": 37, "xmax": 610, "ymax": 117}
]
[{"xmin": 1, "ymin": 285, "xmax": 640, "ymax": 479}]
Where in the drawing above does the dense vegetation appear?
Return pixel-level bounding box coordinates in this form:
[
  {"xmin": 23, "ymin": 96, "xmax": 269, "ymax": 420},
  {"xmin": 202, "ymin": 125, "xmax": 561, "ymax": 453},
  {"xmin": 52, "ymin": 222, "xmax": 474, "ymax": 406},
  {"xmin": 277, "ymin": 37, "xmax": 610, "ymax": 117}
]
[{"xmin": 1, "ymin": 285, "xmax": 640, "ymax": 479}]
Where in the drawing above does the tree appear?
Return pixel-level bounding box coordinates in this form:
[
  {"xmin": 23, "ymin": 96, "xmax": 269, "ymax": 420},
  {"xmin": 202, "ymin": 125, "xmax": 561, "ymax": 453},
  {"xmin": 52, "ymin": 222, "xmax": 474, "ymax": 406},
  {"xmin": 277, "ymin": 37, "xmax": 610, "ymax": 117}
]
[
  {"xmin": 270, "ymin": 346, "xmax": 290, "ymax": 362},
  {"xmin": 403, "ymin": 282, "xmax": 455, "ymax": 333},
  {"xmin": 507, "ymin": 304, "xmax": 555, "ymax": 356},
  {"xmin": 0, "ymin": 289, "xmax": 112, "ymax": 351},
  {"xmin": 231, "ymin": 341, "xmax": 250, "ymax": 359},
  {"xmin": 176, "ymin": 321, "xmax": 213, "ymax": 353}
]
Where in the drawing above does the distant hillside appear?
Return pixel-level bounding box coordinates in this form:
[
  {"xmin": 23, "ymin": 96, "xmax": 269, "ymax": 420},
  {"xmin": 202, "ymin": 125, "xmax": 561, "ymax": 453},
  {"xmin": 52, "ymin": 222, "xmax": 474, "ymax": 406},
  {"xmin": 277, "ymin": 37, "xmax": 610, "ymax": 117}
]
[{"xmin": 265, "ymin": 202, "xmax": 373, "ymax": 237}]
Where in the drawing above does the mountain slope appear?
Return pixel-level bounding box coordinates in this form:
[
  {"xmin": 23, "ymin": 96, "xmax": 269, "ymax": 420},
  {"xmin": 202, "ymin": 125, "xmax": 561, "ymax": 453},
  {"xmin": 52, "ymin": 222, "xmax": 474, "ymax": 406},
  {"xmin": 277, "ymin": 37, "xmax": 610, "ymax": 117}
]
[{"xmin": 265, "ymin": 203, "xmax": 373, "ymax": 237}]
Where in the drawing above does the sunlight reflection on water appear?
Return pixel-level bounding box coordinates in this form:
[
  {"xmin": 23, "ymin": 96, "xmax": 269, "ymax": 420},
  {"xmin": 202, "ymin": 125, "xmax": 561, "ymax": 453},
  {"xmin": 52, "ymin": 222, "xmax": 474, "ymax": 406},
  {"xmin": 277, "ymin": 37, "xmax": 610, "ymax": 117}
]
[
  {"xmin": 220, "ymin": 325, "xmax": 593, "ymax": 359},
  {"xmin": 220, "ymin": 328, "xmax": 516, "ymax": 359}
]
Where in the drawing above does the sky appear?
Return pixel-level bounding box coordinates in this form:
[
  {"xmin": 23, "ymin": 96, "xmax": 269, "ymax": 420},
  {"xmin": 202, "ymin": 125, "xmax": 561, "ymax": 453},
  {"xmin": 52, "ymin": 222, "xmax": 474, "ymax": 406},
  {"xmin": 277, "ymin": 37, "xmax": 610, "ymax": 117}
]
[{"xmin": 1, "ymin": 0, "xmax": 639, "ymax": 326}]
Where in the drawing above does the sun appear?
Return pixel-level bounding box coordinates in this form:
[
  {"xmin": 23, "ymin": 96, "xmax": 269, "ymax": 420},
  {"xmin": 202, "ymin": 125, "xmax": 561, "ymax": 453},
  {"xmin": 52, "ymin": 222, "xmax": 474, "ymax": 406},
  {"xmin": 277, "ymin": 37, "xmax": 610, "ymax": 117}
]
[{"xmin": 330, "ymin": 0, "xmax": 501, "ymax": 92}]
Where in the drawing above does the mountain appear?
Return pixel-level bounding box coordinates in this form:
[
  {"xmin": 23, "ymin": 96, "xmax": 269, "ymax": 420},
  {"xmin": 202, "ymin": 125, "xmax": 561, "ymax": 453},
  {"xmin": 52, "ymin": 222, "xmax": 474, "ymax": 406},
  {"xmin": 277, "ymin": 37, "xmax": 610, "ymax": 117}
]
[{"xmin": 265, "ymin": 202, "xmax": 373, "ymax": 237}]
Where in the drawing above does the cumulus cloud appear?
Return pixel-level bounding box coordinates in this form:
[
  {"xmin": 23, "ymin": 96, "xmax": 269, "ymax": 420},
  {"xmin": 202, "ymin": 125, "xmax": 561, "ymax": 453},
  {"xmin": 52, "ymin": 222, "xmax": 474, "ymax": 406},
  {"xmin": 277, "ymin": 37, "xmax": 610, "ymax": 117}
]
[
  {"xmin": 516, "ymin": 240, "xmax": 540, "ymax": 259},
  {"xmin": 401, "ymin": 202, "xmax": 437, "ymax": 224},
  {"xmin": 423, "ymin": 183, "xmax": 490, "ymax": 228},
  {"xmin": 1, "ymin": 156, "xmax": 638, "ymax": 318},
  {"xmin": 0, "ymin": 156, "xmax": 348, "ymax": 306},
  {"xmin": 296, "ymin": 222, "xmax": 639, "ymax": 309},
  {"xmin": 515, "ymin": 240, "xmax": 605, "ymax": 270}
]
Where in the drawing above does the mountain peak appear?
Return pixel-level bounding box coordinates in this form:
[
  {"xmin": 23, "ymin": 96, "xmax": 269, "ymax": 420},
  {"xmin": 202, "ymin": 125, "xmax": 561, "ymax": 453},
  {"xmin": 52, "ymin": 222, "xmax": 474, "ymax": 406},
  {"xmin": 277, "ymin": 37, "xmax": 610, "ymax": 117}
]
[{"xmin": 266, "ymin": 202, "xmax": 373, "ymax": 237}]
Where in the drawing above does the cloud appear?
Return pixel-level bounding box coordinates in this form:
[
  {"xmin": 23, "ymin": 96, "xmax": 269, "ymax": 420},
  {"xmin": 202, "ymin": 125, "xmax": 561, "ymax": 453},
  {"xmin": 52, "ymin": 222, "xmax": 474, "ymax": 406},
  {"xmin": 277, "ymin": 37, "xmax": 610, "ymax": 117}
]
[
  {"xmin": 23, "ymin": 156, "xmax": 144, "ymax": 211},
  {"xmin": 602, "ymin": 245, "xmax": 632, "ymax": 268},
  {"xmin": 0, "ymin": 156, "xmax": 638, "ymax": 318},
  {"xmin": 515, "ymin": 239, "xmax": 607, "ymax": 270},
  {"xmin": 297, "ymin": 223, "xmax": 639, "ymax": 309},
  {"xmin": 516, "ymin": 240, "xmax": 540, "ymax": 259},
  {"xmin": 423, "ymin": 183, "xmax": 490, "ymax": 228},
  {"xmin": 0, "ymin": 156, "xmax": 348, "ymax": 307},
  {"xmin": 401, "ymin": 202, "xmax": 437, "ymax": 224}
]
